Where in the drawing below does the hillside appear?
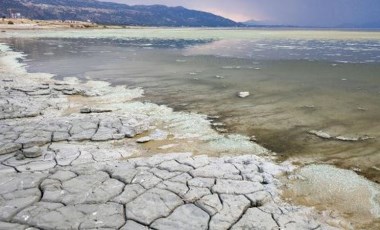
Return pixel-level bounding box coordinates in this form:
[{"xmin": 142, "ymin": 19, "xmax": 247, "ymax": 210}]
[{"xmin": 0, "ymin": 0, "xmax": 242, "ymax": 27}]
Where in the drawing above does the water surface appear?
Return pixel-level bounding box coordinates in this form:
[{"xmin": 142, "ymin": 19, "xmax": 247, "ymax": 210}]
[{"xmin": 1, "ymin": 29, "xmax": 380, "ymax": 183}]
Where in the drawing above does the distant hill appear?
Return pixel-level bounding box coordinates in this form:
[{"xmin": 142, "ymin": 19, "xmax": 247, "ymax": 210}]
[
  {"xmin": 244, "ymin": 19, "xmax": 380, "ymax": 29},
  {"xmin": 0, "ymin": 0, "xmax": 242, "ymax": 27}
]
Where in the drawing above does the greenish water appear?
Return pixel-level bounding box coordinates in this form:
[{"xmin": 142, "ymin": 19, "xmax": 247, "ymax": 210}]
[{"xmin": 1, "ymin": 28, "xmax": 380, "ymax": 183}]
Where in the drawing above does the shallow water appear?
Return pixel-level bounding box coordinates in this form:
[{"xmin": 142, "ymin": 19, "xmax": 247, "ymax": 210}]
[{"xmin": 1, "ymin": 29, "xmax": 380, "ymax": 184}]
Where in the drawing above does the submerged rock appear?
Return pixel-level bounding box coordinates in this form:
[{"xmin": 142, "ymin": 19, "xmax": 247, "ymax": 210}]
[
  {"xmin": 308, "ymin": 130, "xmax": 332, "ymax": 139},
  {"xmin": 80, "ymin": 107, "xmax": 112, "ymax": 113},
  {"xmin": 136, "ymin": 136, "xmax": 152, "ymax": 143},
  {"xmin": 237, "ymin": 91, "xmax": 250, "ymax": 98},
  {"xmin": 309, "ymin": 130, "xmax": 375, "ymax": 142}
]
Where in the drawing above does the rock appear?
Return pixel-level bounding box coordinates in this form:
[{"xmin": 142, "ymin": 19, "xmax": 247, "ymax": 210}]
[
  {"xmin": 125, "ymin": 188, "xmax": 183, "ymax": 225},
  {"xmin": 151, "ymin": 204, "xmax": 210, "ymax": 230},
  {"xmin": 80, "ymin": 107, "xmax": 91, "ymax": 113},
  {"xmin": 237, "ymin": 92, "xmax": 250, "ymax": 98},
  {"xmin": 212, "ymin": 122, "xmax": 225, "ymax": 127},
  {"xmin": 335, "ymin": 135, "xmax": 375, "ymax": 142},
  {"xmin": 136, "ymin": 136, "xmax": 151, "ymax": 143},
  {"xmin": 91, "ymin": 108, "xmax": 112, "ymax": 113},
  {"xmin": 215, "ymin": 127, "xmax": 228, "ymax": 133},
  {"xmin": 231, "ymin": 208, "xmax": 278, "ymax": 230},
  {"xmin": 309, "ymin": 130, "xmax": 375, "ymax": 142},
  {"xmin": 308, "ymin": 130, "xmax": 332, "ymax": 139},
  {"xmin": 22, "ymin": 146, "xmax": 42, "ymax": 158},
  {"xmin": 158, "ymin": 143, "xmax": 179, "ymax": 150}
]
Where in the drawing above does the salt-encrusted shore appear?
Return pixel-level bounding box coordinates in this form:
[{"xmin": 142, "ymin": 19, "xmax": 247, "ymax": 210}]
[{"xmin": 0, "ymin": 43, "xmax": 348, "ymax": 229}]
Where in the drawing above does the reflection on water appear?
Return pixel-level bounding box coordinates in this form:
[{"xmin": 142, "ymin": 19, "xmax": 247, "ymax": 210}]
[
  {"xmin": 184, "ymin": 38, "xmax": 380, "ymax": 63},
  {"xmin": 2, "ymin": 34, "xmax": 380, "ymax": 184}
]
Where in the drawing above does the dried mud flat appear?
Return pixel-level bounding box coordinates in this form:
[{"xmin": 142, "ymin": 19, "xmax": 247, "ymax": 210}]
[{"xmin": 0, "ymin": 43, "xmax": 353, "ymax": 230}]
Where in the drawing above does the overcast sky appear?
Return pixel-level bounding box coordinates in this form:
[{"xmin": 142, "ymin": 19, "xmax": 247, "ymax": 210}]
[{"xmin": 104, "ymin": 0, "xmax": 380, "ymax": 26}]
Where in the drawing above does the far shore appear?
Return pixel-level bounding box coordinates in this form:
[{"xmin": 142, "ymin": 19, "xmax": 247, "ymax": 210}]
[{"xmin": 0, "ymin": 18, "xmax": 143, "ymax": 30}]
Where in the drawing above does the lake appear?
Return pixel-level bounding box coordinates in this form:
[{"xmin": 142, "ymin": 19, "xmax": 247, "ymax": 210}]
[{"xmin": 2, "ymin": 28, "xmax": 380, "ymax": 183}]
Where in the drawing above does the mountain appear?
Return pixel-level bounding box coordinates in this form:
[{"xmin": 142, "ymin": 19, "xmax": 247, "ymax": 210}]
[{"xmin": 0, "ymin": 0, "xmax": 242, "ymax": 27}]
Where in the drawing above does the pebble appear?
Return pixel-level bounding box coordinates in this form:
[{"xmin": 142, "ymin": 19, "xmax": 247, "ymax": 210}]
[
  {"xmin": 237, "ymin": 91, "xmax": 250, "ymax": 98},
  {"xmin": 136, "ymin": 136, "xmax": 152, "ymax": 143}
]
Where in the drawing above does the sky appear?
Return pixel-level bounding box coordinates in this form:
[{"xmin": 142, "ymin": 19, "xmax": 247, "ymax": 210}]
[{"xmin": 104, "ymin": 0, "xmax": 380, "ymax": 27}]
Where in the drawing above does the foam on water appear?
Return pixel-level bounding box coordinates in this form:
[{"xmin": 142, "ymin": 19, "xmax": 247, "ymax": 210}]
[{"xmin": 286, "ymin": 164, "xmax": 380, "ymax": 223}]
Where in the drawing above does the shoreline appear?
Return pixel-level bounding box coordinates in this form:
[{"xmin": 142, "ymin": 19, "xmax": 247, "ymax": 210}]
[{"xmin": 0, "ymin": 42, "xmax": 354, "ymax": 229}]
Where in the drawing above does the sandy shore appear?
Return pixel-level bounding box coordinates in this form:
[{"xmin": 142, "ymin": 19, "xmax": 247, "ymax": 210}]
[
  {"xmin": 0, "ymin": 18, "xmax": 136, "ymax": 30},
  {"xmin": 0, "ymin": 39, "xmax": 357, "ymax": 229}
]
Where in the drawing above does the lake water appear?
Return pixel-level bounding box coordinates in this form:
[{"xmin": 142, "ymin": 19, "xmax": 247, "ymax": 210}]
[{"xmin": 1, "ymin": 28, "xmax": 380, "ymax": 184}]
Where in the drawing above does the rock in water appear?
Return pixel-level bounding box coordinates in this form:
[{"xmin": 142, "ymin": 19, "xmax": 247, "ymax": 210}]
[
  {"xmin": 80, "ymin": 107, "xmax": 91, "ymax": 113},
  {"xmin": 136, "ymin": 136, "xmax": 152, "ymax": 143},
  {"xmin": 308, "ymin": 130, "xmax": 332, "ymax": 139},
  {"xmin": 238, "ymin": 92, "xmax": 250, "ymax": 98}
]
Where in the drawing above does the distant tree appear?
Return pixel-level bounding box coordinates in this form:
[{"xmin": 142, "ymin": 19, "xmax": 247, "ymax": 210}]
[{"xmin": 1, "ymin": 16, "xmax": 5, "ymax": 22}]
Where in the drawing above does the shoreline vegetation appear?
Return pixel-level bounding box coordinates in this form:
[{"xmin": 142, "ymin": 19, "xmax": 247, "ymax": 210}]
[{"xmin": 1, "ymin": 25, "xmax": 380, "ymax": 229}]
